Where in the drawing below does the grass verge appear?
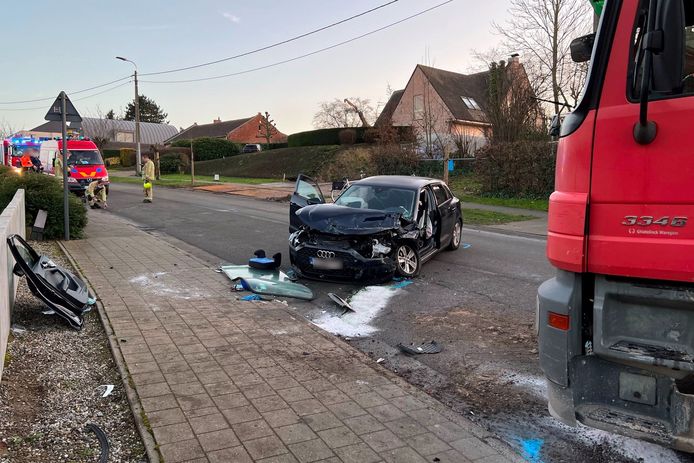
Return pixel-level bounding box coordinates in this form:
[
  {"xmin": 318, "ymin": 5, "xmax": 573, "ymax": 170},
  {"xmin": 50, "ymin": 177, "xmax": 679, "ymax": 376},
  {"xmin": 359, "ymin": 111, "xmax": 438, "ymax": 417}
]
[
  {"xmin": 109, "ymin": 174, "xmax": 276, "ymax": 187},
  {"xmin": 449, "ymin": 175, "xmax": 549, "ymax": 212},
  {"xmin": 462, "ymin": 208, "xmax": 536, "ymax": 225}
]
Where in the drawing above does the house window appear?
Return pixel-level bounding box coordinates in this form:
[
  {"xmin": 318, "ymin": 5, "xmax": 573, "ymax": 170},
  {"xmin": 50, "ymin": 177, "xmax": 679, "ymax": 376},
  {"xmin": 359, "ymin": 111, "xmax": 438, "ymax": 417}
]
[
  {"xmin": 461, "ymin": 96, "xmax": 481, "ymax": 110},
  {"xmin": 413, "ymin": 94, "xmax": 424, "ymax": 119},
  {"xmin": 115, "ymin": 131, "xmax": 134, "ymax": 143}
]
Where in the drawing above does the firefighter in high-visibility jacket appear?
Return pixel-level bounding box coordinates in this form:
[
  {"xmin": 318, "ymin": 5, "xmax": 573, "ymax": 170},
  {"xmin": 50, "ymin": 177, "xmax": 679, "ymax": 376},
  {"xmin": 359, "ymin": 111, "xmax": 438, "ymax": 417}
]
[
  {"xmin": 142, "ymin": 154, "xmax": 155, "ymax": 203},
  {"xmin": 20, "ymin": 151, "xmax": 34, "ymax": 171},
  {"xmin": 86, "ymin": 178, "xmax": 108, "ymax": 209}
]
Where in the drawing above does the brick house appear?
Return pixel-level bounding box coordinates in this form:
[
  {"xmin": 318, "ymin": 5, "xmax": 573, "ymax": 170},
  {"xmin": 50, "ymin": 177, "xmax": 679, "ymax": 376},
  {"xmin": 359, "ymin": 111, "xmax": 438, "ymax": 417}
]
[
  {"xmin": 376, "ymin": 57, "xmax": 534, "ymax": 156},
  {"xmin": 165, "ymin": 113, "xmax": 287, "ymax": 145}
]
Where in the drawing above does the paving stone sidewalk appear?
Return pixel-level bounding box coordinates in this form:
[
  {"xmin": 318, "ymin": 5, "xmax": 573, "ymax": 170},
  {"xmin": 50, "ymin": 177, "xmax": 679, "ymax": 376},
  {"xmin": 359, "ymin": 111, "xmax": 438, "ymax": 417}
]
[{"xmin": 63, "ymin": 212, "xmax": 518, "ymax": 463}]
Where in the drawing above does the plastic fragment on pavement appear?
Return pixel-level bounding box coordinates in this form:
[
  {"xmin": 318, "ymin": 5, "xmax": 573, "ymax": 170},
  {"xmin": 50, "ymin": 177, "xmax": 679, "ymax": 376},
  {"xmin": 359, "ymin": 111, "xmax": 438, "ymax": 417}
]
[
  {"xmin": 397, "ymin": 340, "xmax": 443, "ymax": 355},
  {"xmin": 100, "ymin": 384, "xmax": 114, "ymax": 397},
  {"xmin": 376, "ymin": 358, "xmax": 385, "ymax": 363},
  {"xmin": 241, "ymin": 294, "xmax": 263, "ymax": 301},
  {"xmin": 328, "ymin": 293, "xmax": 354, "ymax": 312},
  {"xmin": 391, "ymin": 279, "xmax": 413, "ymax": 289}
]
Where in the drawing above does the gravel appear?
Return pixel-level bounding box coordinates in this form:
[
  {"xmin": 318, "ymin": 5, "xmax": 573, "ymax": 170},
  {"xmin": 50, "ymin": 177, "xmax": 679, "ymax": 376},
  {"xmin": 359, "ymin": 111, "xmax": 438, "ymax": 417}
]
[{"xmin": 0, "ymin": 241, "xmax": 147, "ymax": 463}]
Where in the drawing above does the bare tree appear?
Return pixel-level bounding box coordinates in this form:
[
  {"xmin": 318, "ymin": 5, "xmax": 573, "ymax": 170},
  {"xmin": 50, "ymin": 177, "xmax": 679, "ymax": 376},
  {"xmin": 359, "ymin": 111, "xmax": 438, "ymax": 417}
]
[
  {"xmin": 343, "ymin": 99, "xmax": 371, "ymax": 127},
  {"xmin": 0, "ymin": 119, "xmax": 18, "ymax": 140},
  {"xmin": 313, "ymin": 98, "xmax": 375, "ymax": 128},
  {"xmin": 412, "ymin": 84, "xmax": 447, "ymax": 158},
  {"xmin": 87, "ymin": 106, "xmax": 115, "ymax": 151},
  {"xmin": 451, "ymin": 126, "xmax": 478, "ymax": 157},
  {"xmin": 493, "ymin": 0, "xmax": 592, "ymax": 115},
  {"xmin": 256, "ymin": 111, "xmax": 279, "ymax": 148}
]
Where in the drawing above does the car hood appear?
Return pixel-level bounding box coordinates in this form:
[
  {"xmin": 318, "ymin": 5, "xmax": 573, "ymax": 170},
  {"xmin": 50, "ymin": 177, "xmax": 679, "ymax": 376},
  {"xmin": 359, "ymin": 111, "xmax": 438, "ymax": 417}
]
[{"xmin": 295, "ymin": 204, "xmax": 400, "ymax": 235}]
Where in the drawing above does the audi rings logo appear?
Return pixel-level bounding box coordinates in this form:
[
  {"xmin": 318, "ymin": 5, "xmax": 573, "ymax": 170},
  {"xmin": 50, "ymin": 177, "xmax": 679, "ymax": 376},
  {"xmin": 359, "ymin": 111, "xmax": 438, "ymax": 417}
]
[{"xmin": 316, "ymin": 250, "xmax": 335, "ymax": 259}]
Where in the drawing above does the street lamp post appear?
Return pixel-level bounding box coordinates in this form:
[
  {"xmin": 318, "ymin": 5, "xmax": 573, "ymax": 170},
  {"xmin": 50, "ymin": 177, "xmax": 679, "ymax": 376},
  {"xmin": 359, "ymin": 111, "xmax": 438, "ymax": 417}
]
[{"xmin": 116, "ymin": 56, "xmax": 142, "ymax": 176}]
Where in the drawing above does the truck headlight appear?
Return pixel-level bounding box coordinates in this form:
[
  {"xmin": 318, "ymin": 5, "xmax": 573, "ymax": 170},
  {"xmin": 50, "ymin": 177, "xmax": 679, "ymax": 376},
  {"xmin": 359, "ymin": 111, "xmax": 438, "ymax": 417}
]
[{"xmin": 67, "ymin": 177, "xmax": 78, "ymax": 183}]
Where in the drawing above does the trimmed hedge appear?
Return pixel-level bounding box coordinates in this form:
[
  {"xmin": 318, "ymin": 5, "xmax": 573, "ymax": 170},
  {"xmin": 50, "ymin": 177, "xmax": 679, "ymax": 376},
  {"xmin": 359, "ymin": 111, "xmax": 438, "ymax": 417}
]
[
  {"xmin": 288, "ymin": 128, "xmax": 368, "ymax": 147},
  {"xmin": 170, "ymin": 137, "xmax": 240, "ymax": 161},
  {"xmin": 475, "ymin": 141, "xmax": 556, "ymax": 198},
  {"xmin": 159, "ymin": 153, "xmax": 183, "ymax": 173},
  {"xmin": 103, "ymin": 149, "xmax": 121, "ymax": 158},
  {"xmin": 0, "ymin": 166, "xmax": 87, "ymax": 239}
]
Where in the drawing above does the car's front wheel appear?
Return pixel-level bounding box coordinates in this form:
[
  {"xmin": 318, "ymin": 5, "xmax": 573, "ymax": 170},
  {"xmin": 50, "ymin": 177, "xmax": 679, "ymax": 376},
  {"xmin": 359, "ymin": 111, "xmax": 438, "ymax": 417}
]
[
  {"xmin": 395, "ymin": 243, "xmax": 420, "ymax": 277},
  {"xmin": 448, "ymin": 219, "xmax": 462, "ymax": 250}
]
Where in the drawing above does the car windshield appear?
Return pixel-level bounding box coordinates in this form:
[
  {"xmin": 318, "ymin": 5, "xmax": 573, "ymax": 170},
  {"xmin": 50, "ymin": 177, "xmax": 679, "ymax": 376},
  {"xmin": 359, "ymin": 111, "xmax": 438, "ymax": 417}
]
[
  {"xmin": 67, "ymin": 150, "xmax": 104, "ymax": 166},
  {"xmin": 334, "ymin": 184, "xmax": 417, "ymax": 220}
]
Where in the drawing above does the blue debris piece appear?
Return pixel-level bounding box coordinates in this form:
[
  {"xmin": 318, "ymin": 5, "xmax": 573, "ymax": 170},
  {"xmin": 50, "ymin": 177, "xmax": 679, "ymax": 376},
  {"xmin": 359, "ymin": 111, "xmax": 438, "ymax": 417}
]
[
  {"xmin": 87, "ymin": 297, "xmax": 97, "ymax": 305},
  {"xmin": 241, "ymin": 294, "xmax": 263, "ymax": 301},
  {"xmin": 519, "ymin": 437, "xmax": 544, "ymax": 462},
  {"xmin": 462, "ymin": 243, "xmax": 472, "ymax": 249},
  {"xmin": 391, "ymin": 279, "xmax": 413, "ymax": 289}
]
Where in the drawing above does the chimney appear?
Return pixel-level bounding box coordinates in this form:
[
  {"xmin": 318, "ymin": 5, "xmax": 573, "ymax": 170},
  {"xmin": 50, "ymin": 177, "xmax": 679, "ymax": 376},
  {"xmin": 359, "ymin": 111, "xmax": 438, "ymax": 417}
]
[
  {"xmin": 213, "ymin": 117, "xmax": 221, "ymax": 124},
  {"xmin": 509, "ymin": 53, "xmax": 520, "ymax": 64}
]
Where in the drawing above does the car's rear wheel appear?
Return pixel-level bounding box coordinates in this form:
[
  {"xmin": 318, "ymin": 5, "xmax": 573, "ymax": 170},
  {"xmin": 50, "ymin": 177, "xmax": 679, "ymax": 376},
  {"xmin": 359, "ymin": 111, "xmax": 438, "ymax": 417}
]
[
  {"xmin": 395, "ymin": 244, "xmax": 420, "ymax": 277},
  {"xmin": 448, "ymin": 219, "xmax": 462, "ymax": 250}
]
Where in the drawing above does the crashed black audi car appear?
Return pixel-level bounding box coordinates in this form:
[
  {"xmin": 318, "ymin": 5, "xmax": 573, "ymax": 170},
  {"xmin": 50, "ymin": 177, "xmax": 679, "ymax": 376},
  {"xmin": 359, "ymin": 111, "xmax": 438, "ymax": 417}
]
[{"xmin": 289, "ymin": 175, "xmax": 462, "ymax": 281}]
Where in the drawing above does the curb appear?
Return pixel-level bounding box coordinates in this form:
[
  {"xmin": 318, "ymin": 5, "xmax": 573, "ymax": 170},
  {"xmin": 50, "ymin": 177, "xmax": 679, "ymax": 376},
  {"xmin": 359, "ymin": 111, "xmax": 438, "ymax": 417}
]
[{"xmin": 57, "ymin": 241, "xmax": 161, "ymax": 463}]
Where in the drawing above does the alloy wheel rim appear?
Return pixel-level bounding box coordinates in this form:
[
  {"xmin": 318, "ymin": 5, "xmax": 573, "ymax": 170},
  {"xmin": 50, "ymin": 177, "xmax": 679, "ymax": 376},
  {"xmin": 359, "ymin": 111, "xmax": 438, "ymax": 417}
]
[
  {"xmin": 397, "ymin": 246, "xmax": 417, "ymax": 274},
  {"xmin": 453, "ymin": 222, "xmax": 461, "ymax": 247}
]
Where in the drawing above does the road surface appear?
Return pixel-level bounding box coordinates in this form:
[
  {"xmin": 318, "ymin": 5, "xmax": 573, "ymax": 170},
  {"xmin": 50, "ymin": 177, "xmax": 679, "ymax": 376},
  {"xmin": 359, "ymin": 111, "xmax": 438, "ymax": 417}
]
[{"xmin": 103, "ymin": 183, "xmax": 690, "ymax": 463}]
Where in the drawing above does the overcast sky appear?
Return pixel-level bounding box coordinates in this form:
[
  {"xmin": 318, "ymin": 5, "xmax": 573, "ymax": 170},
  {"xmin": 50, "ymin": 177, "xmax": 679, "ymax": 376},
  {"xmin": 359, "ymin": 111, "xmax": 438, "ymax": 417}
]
[{"xmin": 1, "ymin": 0, "xmax": 511, "ymax": 135}]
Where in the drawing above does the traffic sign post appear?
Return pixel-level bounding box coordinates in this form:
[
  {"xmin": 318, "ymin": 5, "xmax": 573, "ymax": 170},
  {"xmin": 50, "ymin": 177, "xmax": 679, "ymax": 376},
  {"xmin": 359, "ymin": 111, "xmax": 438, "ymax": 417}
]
[{"xmin": 45, "ymin": 92, "xmax": 82, "ymax": 240}]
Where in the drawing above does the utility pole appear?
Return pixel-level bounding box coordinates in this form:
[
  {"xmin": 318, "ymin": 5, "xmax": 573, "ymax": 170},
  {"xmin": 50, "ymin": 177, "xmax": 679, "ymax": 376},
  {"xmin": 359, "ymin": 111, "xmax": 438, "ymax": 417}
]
[
  {"xmin": 116, "ymin": 56, "xmax": 141, "ymax": 175},
  {"xmin": 190, "ymin": 140, "xmax": 195, "ymax": 185},
  {"xmin": 61, "ymin": 93, "xmax": 70, "ymax": 240}
]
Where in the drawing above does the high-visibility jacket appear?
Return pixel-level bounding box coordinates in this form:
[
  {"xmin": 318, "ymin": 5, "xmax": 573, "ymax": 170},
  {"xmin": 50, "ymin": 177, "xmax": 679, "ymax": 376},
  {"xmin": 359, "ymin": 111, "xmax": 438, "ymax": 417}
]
[
  {"xmin": 54, "ymin": 157, "xmax": 63, "ymax": 178},
  {"xmin": 142, "ymin": 160, "xmax": 155, "ymax": 182},
  {"xmin": 20, "ymin": 154, "xmax": 33, "ymax": 168}
]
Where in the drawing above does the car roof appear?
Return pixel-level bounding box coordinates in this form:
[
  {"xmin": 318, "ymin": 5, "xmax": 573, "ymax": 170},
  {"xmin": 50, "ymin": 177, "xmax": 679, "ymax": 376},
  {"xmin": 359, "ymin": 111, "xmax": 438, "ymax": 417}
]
[{"xmin": 353, "ymin": 175, "xmax": 442, "ymax": 189}]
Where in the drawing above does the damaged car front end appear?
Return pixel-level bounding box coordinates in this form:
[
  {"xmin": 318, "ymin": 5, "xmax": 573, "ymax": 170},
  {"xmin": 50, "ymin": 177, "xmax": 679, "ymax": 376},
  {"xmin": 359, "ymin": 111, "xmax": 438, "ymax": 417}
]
[{"xmin": 288, "ymin": 175, "xmax": 462, "ymax": 282}]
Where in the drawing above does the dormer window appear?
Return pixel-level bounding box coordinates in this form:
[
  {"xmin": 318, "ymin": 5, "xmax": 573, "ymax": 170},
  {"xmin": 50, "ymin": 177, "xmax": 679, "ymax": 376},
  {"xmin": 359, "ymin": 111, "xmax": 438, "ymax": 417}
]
[{"xmin": 461, "ymin": 96, "xmax": 481, "ymax": 110}]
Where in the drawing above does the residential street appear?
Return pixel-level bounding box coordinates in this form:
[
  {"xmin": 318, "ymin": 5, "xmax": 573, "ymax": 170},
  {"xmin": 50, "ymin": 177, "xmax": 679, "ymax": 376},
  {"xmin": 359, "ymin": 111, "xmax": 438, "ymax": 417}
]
[{"xmin": 105, "ymin": 183, "xmax": 692, "ymax": 463}]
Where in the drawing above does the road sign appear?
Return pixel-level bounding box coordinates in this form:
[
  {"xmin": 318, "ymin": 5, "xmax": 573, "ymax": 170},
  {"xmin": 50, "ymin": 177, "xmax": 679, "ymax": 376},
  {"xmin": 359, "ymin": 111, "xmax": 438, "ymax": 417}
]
[{"xmin": 44, "ymin": 92, "xmax": 82, "ymax": 122}]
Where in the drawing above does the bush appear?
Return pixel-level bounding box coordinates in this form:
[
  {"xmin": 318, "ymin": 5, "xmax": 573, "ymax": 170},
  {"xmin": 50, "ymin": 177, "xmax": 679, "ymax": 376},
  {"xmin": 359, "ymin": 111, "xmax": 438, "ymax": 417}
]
[
  {"xmin": 120, "ymin": 148, "xmax": 136, "ymax": 167},
  {"xmin": 170, "ymin": 138, "xmax": 240, "ymax": 161},
  {"xmin": 320, "ymin": 145, "xmax": 419, "ymax": 180},
  {"xmin": 102, "ymin": 149, "xmax": 120, "ymax": 159},
  {"xmin": 0, "ymin": 166, "xmax": 87, "ymax": 239},
  {"xmin": 288, "ymin": 127, "xmax": 368, "ymax": 147},
  {"xmin": 338, "ymin": 129, "xmax": 357, "ymax": 145},
  {"xmin": 475, "ymin": 141, "xmax": 556, "ymax": 198},
  {"xmin": 370, "ymin": 145, "xmax": 420, "ymax": 176},
  {"xmin": 159, "ymin": 153, "xmax": 183, "ymax": 173},
  {"xmin": 268, "ymin": 142, "xmax": 288, "ymax": 150}
]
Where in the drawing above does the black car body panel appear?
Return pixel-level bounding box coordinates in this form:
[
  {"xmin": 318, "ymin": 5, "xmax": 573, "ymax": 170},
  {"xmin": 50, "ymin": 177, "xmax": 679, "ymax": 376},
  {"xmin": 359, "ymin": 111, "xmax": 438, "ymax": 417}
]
[
  {"xmin": 288, "ymin": 175, "xmax": 462, "ymax": 282},
  {"xmin": 7, "ymin": 234, "xmax": 90, "ymax": 329}
]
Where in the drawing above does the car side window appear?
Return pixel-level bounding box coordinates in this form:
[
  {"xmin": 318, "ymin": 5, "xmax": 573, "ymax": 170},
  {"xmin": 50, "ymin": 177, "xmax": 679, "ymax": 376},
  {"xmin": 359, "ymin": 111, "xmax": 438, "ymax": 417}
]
[
  {"xmin": 296, "ymin": 179, "xmax": 322, "ymax": 201},
  {"xmin": 432, "ymin": 185, "xmax": 449, "ymax": 205}
]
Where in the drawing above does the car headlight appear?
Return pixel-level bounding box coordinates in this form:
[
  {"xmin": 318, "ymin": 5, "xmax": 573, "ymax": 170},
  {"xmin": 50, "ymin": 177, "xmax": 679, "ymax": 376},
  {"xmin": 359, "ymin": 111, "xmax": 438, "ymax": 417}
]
[
  {"xmin": 67, "ymin": 177, "xmax": 78, "ymax": 183},
  {"xmin": 102, "ymin": 176, "xmax": 109, "ymax": 183}
]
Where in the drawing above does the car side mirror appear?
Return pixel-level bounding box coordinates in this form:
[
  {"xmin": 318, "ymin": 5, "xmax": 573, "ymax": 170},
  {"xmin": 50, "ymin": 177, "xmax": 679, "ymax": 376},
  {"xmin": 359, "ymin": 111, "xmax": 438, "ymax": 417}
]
[
  {"xmin": 570, "ymin": 33, "xmax": 595, "ymax": 63},
  {"xmin": 13, "ymin": 262, "xmax": 24, "ymax": 277}
]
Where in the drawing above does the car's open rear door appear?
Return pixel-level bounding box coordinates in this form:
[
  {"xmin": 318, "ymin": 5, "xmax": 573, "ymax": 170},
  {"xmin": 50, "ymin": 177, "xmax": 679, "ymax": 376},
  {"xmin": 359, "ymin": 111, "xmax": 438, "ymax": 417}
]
[{"xmin": 290, "ymin": 174, "xmax": 325, "ymax": 232}]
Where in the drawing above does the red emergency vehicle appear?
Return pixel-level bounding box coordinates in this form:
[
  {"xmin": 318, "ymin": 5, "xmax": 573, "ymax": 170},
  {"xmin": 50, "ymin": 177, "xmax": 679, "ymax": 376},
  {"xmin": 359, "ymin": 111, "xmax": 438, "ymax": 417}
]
[
  {"xmin": 39, "ymin": 138, "xmax": 109, "ymax": 195},
  {"xmin": 538, "ymin": 0, "xmax": 694, "ymax": 450},
  {"xmin": 2, "ymin": 136, "xmax": 44, "ymax": 167}
]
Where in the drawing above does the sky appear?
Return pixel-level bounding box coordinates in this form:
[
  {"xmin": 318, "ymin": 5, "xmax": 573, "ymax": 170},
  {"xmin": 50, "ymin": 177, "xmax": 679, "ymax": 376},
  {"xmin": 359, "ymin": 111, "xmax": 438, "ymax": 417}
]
[{"xmin": 0, "ymin": 0, "xmax": 511, "ymax": 135}]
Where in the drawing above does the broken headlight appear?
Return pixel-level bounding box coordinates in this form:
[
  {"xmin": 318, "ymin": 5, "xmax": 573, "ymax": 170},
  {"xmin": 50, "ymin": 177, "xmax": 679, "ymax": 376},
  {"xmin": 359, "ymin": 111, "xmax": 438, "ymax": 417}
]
[{"xmin": 371, "ymin": 238, "xmax": 392, "ymax": 258}]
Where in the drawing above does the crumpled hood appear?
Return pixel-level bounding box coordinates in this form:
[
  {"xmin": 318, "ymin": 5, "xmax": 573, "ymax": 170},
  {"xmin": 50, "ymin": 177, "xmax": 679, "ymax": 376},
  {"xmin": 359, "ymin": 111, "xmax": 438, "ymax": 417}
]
[{"xmin": 295, "ymin": 204, "xmax": 400, "ymax": 235}]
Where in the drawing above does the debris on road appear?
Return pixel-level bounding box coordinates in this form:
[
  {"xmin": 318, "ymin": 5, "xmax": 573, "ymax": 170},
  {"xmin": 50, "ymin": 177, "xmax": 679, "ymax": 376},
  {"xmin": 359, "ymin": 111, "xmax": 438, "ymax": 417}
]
[
  {"xmin": 397, "ymin": 340, "xmax": 443, "ymax": 355},
  {"xmin": 328, "ymin": 292, "xmax": 354, "ymax": 313},
  {"xmin": 99, "ymin": 385, "xmax": 115, "ymax": 398},
  {"xmin": 220, "ymin": 264, "xmax": 314, "ymax": 300},
  {"xmin": 248, "ymin": 249, "xmax": 282, "ymax": 270}
]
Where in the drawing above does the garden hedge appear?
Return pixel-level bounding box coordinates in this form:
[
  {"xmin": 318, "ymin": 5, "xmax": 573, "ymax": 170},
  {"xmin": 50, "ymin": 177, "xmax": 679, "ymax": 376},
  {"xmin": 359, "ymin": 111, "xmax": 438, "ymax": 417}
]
[
  {"xmin": 170, "ymin": 138, "xmax": 240, "ymax": 161},
  {"xmin": 288, "ymin": 127, "xmax": 368, "ymax": 147},
  {"xmin": 0, "ymin": 166, "xmax": 87, "ymax": 239}
]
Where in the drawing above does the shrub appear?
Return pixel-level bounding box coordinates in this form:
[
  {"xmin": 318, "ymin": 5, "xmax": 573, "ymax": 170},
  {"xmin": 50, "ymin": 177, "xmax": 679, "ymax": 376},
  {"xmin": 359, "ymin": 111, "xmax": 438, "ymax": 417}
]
[
  {"xmin": 0, "ymin": 166, "xmax": 87, "ymax": 239},
  {"xmin": 159, "ymin": 153, "xmax": 182, "ymax": 173},
  {"xmin": 268, "ymin": 142, "xmax": 288, "ymax": 150},
  {"xmin": 170, "ymin": 138, "xmax": 240, "ymax": 161},
  {"xmin": 120, "ymin": 148, "xmax": 136, "ymax": 167},
  {"xmin": 475, "ymin": 141, "xmax": 556, "ymax": 198},
  {"xmin": 288, "ymin": 127, "xmax": 368, "ymax": 147},
  {"xmin": 338, "ymin": 129, "xmax": 357, "ymax": 145},
  {"xmin": 102, "ymin": 149, "xmax": 121, "ymax": 159},
  {"xmin": 370, "ymin": 145, "xmax": 419, "ymax": 176},
  {"xmin": 319, "ymin": 145, "xmax": 419, "ymax": 180}
]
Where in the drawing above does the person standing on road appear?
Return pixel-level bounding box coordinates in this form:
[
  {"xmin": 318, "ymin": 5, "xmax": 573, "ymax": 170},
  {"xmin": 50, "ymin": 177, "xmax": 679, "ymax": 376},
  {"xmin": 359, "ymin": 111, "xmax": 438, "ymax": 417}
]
[
  {"xmin": 54, "ymin": 152, "xmax": 63, "ymax": 180},
  {"xmin": 142, "ymin": 154, "xmax": 155, "ymax": 203}
]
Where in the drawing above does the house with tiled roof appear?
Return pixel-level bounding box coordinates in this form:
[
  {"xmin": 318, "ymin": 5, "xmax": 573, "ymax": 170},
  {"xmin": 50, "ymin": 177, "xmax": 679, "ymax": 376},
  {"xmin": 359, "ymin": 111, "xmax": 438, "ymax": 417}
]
[
  {"xmin": 376, "ymin": 57, "xmax": 534, "ymax": 154},
  {"xmin": 165, "ymin": 113, "xmax": 287, "ymax": 145}
]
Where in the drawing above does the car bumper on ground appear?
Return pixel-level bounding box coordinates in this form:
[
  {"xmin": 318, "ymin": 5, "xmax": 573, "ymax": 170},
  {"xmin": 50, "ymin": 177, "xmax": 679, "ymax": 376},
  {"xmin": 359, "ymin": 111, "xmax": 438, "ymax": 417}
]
[{"xmin": 289, "ymin": 242, "xmax": 396, "ymax": 282}]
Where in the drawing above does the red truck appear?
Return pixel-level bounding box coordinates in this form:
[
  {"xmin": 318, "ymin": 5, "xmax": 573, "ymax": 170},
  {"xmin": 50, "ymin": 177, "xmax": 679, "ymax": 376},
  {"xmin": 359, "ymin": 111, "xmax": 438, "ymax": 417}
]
[{"xmin": 538, "ymin": 0, "xmax": 694, "ymax": 450}]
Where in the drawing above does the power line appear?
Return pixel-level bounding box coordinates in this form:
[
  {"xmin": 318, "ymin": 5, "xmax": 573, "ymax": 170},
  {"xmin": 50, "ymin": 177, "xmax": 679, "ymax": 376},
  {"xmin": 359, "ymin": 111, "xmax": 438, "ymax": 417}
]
[
  {"xmin": 0, "ymin": 75, "xmax": 132, "ymax": 105},
  {"xmin": 0, "ymin": 80, "xmax": 132, "ymax": 112},
  {"xmin": 140, "ymin": 0, "xmax": 399, "ymax": 77},
  {"xmin": 141, "ymin": 0, "xmax": 454, "ymax": 85}
]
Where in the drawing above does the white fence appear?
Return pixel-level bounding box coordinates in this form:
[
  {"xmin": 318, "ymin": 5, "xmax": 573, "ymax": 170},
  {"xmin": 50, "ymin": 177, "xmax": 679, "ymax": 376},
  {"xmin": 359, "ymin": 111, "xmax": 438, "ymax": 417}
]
[{"xmin": 0, "ymin": 189, "xmax": 25, "ymax": 381}]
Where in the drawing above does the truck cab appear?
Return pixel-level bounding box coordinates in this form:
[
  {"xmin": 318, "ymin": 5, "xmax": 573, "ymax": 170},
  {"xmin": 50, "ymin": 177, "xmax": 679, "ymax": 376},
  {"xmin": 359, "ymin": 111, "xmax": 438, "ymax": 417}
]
[
  {"xmin": 538, "ymin": 0, "xmax": 694, "ymax": 451},
  {"xmin": 40, "ymin": 139, "xmax": 109, "ymax": 195}
]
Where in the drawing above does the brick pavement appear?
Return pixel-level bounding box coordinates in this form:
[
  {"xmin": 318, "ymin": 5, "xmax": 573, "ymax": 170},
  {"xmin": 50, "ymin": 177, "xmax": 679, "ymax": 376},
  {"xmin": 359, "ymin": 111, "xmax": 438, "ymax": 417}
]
[{"xmin": 63, "ymin": 212, "xmax": 517, "ymax": 463}]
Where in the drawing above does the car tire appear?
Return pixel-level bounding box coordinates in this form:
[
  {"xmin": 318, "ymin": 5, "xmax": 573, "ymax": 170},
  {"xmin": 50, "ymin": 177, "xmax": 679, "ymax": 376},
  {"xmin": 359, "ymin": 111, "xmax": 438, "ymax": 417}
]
[
  {"xmin": 395, "ymin": 243, "xmax": 420, "ymax": 278},
  {"xmin": 448, "ymin": 219, "xmax": 462, "ymax": 251}
]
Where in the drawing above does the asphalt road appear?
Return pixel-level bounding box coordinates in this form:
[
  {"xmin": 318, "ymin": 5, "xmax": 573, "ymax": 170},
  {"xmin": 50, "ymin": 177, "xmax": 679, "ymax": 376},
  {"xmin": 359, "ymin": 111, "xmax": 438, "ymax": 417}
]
[{"xmin": 104, "ymin": 183, "xmax": 690, "ymax": 463}]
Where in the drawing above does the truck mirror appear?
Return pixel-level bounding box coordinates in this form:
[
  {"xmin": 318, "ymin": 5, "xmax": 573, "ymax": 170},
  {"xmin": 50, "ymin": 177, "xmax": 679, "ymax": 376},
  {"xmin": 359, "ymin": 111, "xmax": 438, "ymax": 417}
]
[
  {"xmin": 651, "ymin": 0, "xmax": 685, "ymax": 93},
  {"xmin": 570, "ymin": 34, "xmax": 595, "ymax": 63},
  {"xmin": 549, "ymin": 115, "xmax": 561, "ymax": 137}
]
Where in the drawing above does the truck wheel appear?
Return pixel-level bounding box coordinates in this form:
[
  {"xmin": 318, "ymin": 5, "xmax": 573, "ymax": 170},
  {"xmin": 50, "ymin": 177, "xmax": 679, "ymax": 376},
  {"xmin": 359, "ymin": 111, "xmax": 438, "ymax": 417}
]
[
  {"xmin": 448, "ymin": 220, "xmax": 462, "ymax": 250},
  {"xmin": 395, "ymin": 244, "xmax": 420, "ymax": 277}
]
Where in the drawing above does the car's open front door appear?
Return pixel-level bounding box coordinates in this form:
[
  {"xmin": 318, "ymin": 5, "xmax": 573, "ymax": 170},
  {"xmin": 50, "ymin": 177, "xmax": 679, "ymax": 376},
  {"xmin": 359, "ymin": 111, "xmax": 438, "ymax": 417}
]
[{"xmin": 290, "ymin": 174, "xmax": 325, "ymax": 232}]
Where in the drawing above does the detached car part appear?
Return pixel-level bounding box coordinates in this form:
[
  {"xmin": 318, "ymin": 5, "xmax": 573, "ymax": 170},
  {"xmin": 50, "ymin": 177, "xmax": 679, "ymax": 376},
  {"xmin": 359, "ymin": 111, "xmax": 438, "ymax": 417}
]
[{"xmin": 7, "ymin": 234, "xmax": 91, "ymax": 330}]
